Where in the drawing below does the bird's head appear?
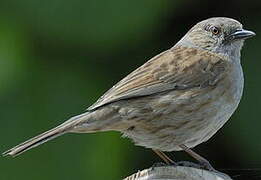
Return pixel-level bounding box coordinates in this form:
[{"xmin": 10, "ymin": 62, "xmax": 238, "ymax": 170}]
[{"xmin": 178, "ymin": 17, "xmax": 255, "ymax": 59}]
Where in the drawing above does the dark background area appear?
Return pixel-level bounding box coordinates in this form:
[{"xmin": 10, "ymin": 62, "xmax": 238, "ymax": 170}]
[{"xmin": 0, "ymin": 0, "xmax": 261, "ymax": 179}]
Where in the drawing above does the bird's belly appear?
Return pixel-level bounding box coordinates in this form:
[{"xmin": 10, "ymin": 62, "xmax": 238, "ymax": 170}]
[{"xmin": 121, "ymin": 73, "xmax": 243, "ymax": 151}]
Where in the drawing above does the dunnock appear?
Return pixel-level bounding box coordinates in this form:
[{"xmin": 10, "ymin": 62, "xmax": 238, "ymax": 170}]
[{"xmin": 3, "ymin": 17, "xmax": 255, "ymax": 170}]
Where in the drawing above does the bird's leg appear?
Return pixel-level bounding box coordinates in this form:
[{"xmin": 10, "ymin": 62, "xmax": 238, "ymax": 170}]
[
  {"xmin": 179, "ymin": 144, "xmax": 215, "ymax": 171},
  {"xmin": 152, "ymin": 149, "xmax": 175, "ymax": 165}
]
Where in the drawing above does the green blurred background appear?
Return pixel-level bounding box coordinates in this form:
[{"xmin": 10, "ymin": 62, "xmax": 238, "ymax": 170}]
[{"xmin": 0, "ymin": 0, "xmax": 260, "ymax": 179}]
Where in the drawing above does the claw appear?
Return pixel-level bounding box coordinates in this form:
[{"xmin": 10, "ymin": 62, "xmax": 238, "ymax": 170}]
[{"xmin": 198, "ymin": 160, "xmax": 215, "ymax": 171}]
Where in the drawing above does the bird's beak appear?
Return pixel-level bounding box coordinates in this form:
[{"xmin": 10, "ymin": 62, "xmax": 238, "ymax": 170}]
[{"xmin": 227, "ymin": 29, "xmax": 256, "ymax": 41}]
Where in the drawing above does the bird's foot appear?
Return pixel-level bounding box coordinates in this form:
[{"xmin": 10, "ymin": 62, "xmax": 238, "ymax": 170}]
[
  {"xmin": 176, "ymin": 161, "xmax": 202, "ymax": 169},
  {"xmin": 178, "ymin": 144, "xmax": 216, "ymax": 171},
  {"xmin": 198, "ymin": 160, "xmax": 215, "ymax": 171},
  {"xmin": 176, "ymin": 160, "xmax": 216, "ymax": 171}
]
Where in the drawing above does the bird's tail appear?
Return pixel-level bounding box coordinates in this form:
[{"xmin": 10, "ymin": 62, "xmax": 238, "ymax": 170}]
[{"xmin": 2, "ymin": 112, "xmax": 89, "ymax": 157}]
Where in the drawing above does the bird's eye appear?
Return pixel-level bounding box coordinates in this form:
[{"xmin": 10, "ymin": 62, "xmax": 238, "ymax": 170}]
[{"xmin": 210, "ymin": 26, "xmax": 220, "ymax": 35}]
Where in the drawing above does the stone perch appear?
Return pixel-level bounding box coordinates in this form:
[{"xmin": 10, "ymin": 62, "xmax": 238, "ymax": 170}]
[{"xmin": 124, "ymin": 165, "xmax": 233, "ymax": 180}]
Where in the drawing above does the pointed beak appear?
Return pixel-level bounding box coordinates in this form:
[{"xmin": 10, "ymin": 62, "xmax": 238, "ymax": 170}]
[{"xmin": 226, "ymin": 29, "xmax": 256, "ymax": 41}]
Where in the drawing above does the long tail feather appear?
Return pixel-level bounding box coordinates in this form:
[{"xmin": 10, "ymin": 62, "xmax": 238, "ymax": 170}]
[{"xmin": 2, "ymin": 112, "xmax": 89, "ymax": 157}]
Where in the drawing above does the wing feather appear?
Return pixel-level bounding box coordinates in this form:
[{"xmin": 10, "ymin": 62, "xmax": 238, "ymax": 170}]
[{"xmin": 87, "ymin": 46, "xmax": 229, "ymax": 111}]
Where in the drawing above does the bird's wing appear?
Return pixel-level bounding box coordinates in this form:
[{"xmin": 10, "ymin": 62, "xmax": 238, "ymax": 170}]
[{"xmin": 87, "ymin": 46, "xmax": 230, "ymax": 111}]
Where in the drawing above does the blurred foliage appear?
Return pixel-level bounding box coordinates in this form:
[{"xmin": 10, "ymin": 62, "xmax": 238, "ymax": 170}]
[{"xmin": 0, "ymin": 0, "xmax": 261, "ymax": 180}]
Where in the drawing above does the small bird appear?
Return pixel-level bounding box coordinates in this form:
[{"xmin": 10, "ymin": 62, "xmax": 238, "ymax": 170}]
[{"xmin": 3, "ymin": 17, "xmax": 255, "ymax": 170}]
